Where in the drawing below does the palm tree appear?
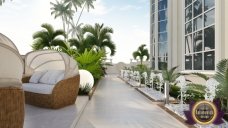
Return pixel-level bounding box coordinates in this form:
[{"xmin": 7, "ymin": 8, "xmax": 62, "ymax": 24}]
[
  {"xmin": 82, "ymin": 23, "xmax": 116, "ymax": 56},
  {"xmin": 214, "ymin": 59, "xmax": 228, "ymax": 112},
  {"xmin": 68, "ymin": 22, "xmax": 83, "ymax": 38},
  {"xmin": 133, "ymin": 44, "xmax": 149, "ymax": 65},
  {"xmin": 31, "ymin": 23, "xmax": 67, "ymax": 50},
  {"xmin": 162, "ymin": 66, "xmax": 180, "ymax": 104},
  {"xmin": 64, "ymin": 0, "xmax": 82, "ymax": 11},
  {"xmin": 68, "ymin": 32, "xmax": 93, "ymax": 54},
  {"xmin": 50, "ymin": 0, "xmax": 75, "ymax": 34},
  {"xmin": 75, "ymin": 0, "xmax": 95, "ymax": 26}
]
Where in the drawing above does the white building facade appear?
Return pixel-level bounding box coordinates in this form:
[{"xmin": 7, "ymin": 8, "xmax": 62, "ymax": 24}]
[{"xmin": 150, "ymin": 0, "xmax": 228, "ymax": 74}]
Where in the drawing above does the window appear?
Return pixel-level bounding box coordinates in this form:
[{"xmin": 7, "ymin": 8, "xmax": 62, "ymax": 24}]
[{"xmin": 184, "ymin": 0, "xmax": 215, "ymax": 70}]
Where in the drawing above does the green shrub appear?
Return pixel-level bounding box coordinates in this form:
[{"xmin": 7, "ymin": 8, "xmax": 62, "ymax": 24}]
[
  {"xmin": 184, "ymin": 83, "xmax": 205, "ymax": 102},
  {"xmin": 78, "ymin": 84, "xmax": 92, "ymax": 95},
  {"xmin": 75, "ymin": 49, "xmax": 106, "ymax": 81},
  {"xmin": 169, "ymin": 85, "xmax": 180, "ymax": 98}
]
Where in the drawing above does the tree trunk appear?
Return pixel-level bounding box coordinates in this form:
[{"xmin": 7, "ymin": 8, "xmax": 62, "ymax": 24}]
[{"xmin": 76, "ymin": 2, "xmax": 86, "ymax": 26}]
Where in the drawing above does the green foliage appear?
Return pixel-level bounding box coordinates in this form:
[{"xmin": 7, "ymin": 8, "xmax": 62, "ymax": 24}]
[
  {"xmin": 75, "ymin": 49, "xmax": 106, "ymax": 80},
  {"xmin": 132, "ymin": 44, "xmax": 149, "ymax": 65},
  {"xmin": 191, "ymin": 72, "xmax": 209, "ymax": 81},
  {"xmin": 162, "ymin": 66, "xmax": 180, "ymax": 84},
  {"xmin": 185, "ymin": 83, "xmax": 206, "ymax": 102},
  {"xmin": 31, "ymin": 23, "xmax": 67, "ymax": 50},
  {"xmin": 214, "ymin": 59, "xmax": 228, "ymax": 98},
  {"xmin": 82, "ymin": 23, "xmax": 116, "ymax": 56},
  {"xmin": 78, "ymin": 83, "xmax": 92, "ymax": 95},
  {"xmin": 169, "ymin": 85, "xmax": 180, "ymax": 98}
]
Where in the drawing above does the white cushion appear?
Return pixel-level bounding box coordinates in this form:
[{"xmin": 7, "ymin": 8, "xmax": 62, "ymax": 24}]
[
  {"xmin": 29, "ymin": 71, "xmax": 47, "ymax": 83},
  {"xmin": 22, "ymin": 83, "xmax": 55, "ymax": 94},
  {"xmin": 39, "ymin": 70, "xmax": 65, "ymax": 85}
]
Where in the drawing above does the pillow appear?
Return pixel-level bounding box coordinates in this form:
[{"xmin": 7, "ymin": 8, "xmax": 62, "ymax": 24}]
[
  {"xmin": 56, "ymin": 72, "xmax": 65, "ymax": 83},
  {"xmin": 29, "ymin": 71, "xmax": 47, "ymax": 83},
  {"xmin": 39, "ymin": 70, "xmax": 65, "ymax": 85}
]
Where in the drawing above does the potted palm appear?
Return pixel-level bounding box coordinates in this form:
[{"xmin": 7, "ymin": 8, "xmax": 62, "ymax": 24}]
[{"xmin": 162, "ymin": 66, "xmax": 180, "ymax": 104}]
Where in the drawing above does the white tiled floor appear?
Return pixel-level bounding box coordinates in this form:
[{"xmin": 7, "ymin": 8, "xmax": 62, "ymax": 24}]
[
  {"xmin": 24, "ymin": 96, "xmax": 89, "ymax": 128},
  {"xmin": 75, "ymin": 77, "xmax": 188, "ymax": 128}
]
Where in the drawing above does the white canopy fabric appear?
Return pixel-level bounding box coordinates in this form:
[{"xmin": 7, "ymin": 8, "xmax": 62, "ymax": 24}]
[
  {"xmin": 0, "ymin": 41, "xmax": 23, "ymax": 81},
  {"xmin": 0, "ymin": 33, "xmax": 19, "ymax": 52},
  {"xmin": 24, "ymin": 50, "xmax": 79, "ymax": 79}
]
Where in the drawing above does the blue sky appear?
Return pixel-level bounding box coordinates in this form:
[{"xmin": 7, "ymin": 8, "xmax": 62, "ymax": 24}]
[{"xmin": 0, "ymin": 0, "xmax": 149, "ymax": 63}]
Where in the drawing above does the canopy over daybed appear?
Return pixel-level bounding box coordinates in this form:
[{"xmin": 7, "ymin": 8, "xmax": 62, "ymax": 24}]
[
  {"xmin": 24, "ymin": 50, "xmax": 79, "ymax": 79},
  {"xmin": 0, "ymin": 33, "xmax": 24, "ymax": 128}
]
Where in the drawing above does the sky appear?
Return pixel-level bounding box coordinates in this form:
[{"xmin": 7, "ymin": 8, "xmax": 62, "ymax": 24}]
[{"xmin": 0, "ymin": 0, "xmax": 150, "ymax": 63}]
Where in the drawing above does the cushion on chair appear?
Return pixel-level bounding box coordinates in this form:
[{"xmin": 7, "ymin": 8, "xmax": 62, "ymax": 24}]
[
  {"xmin": 39, "ymin": 70, "xmax": 65, "ymax": 85},
  {"xmin": 22, "ymin": 83, "xmax": 55, "ymax": 94},
  {"xmin": 0, "ymin": 78, "xmax": 21, "ymax": 87},
  {"xmin": 29, "ymin": 71, "xmax": 47, "ymax": 83}
]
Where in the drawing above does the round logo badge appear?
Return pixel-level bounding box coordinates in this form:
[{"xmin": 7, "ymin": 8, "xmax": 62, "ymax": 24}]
[{"xmin": 192, "ymin": 100, "xmax": 218, "ymax": 125}]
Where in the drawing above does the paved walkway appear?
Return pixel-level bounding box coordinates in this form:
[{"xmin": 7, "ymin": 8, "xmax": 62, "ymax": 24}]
[{"xmin": 75, "ymin": 77, "xmax": 187, "ymax": 128}]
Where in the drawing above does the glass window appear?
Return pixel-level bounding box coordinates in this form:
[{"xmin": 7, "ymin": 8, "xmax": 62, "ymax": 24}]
[
  {"xmin": 184, "ymin": 0, "xmax": 215, "ymax": 71},
  {"xmin": 204, "ymin": 26, "xmax": 215, "ymax": 50},
  {"xmin": 185, "ymin": 55, "xmax": 192, "ymax": 70},
  {"xmin": 185, "ymin": 5, "xmax": 192, "ymax": 22},
  {"xmin": 158, "ymin": 10, "xmax": 167, "ymax": 21},
  {"xmin": 194, "ymin": 53, "xmax": 202, "ymax": 70},
  {"xmin": 158, "ymin": 42, "xmax": 168, "ymax": 56},
  {"xmin": 204, "ymin": 9, "xmax": 215, "ymax": 27},
  {"xmin": 158, "ymin": 20, "xmax": 167, "ymax": 32},
  {"xmin": 185, "ymin": 21, "xmax": 192, "ymax": 34},
  {"xmin": 204, "ymin": 51, "xmax": 215, "ymax": 70},
  {"xmin": 185, "ymin": 0, "xmax": 192, "ymax": 7},
  {"xmin": 194, "ymin": 0, "xmax": 202, "ymax": 17},
  {"xmin": 193, "ymin": 31, "xmax": 203, "ymax": 52},
  {"xmin": 193, "ymin": 15, "xmax": 203, "ymax": 31},
  {"xmin": 204, "ymin": 0, "xmax": 214, "ymax": 11},
  {"xmin": 158, "ymin": 0, "xmax": 167, "ymax": 11},
  {"xmin": 185, "ymin": 34, "xmax": 193, "ymax": 54},
  {"xmin": 158, "ymin": 32, "xmax": 167, "ymax": 42},
  {"xmin": 158, "ymin": 57, "xmax": 168, "ymax": 70}
]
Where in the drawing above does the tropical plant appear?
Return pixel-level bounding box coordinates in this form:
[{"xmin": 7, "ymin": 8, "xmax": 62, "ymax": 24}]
[
  {"xmin": 191, "ymin": 72, "xmax": 209, "ymax": 81},
  {"xmin": 75, "ymin": 49, "xmax": 106, "ymax": 80},
  {"xmin": 132, "ymin": 44, "xmax": 149, "ymax": 65},
  {"xmin": 64, "ymin": 0, "xmax": 82, "ymax": 11},
  {"xmin": 68, "ymin": 22, "xmax": 83, "ymax": 38},
  {"xmin": 78, "ymin": 83, "xmax": 92, "ymax": 95},
  {"xmin": 75, "ymin": 0, "xmax": 95, "ymax": 26},
  {"xmin": 31, "ymin": 23, "xmax": 67, "ymax": 50},
  {"xmin": 214, "ymin": 59, "xmax": 228, "ymax": 112},
  {"xmin": 0, "ymin": 0, "xmax": 8, "ymax": 5},
  {"xmin": 50, "ymin": 0, "xmax": 75, "ymax": 34},
  {"xmin": 161, "ymin": 66, "xmax": 180, "ymax": 104},
  {"xmin": 82, "ymin": 23, "xmax": 116, "ymax": 56}
]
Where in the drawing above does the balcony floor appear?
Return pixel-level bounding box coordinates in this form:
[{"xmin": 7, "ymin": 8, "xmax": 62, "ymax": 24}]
[
  {"xmin": 24, "ymin": 96, "xmax": 89, "ymax": 128},
  {"xmin": 75, "ymin": 77, "xmax": 187, "ymax": 128}
]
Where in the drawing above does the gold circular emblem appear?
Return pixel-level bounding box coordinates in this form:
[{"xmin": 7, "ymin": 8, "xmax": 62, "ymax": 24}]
[{"xmin": 192, "ymin": 100, "xmax": 218, "ymax": 125}]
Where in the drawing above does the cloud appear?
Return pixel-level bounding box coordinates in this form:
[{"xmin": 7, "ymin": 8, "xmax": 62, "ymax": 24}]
[
  {"xmin": 89, "ymin": 0, "xmax": 113, "ymax": 16},
  {"xmin": 120, "ymin": 5, "xmax": 142, "ymax": 11}
]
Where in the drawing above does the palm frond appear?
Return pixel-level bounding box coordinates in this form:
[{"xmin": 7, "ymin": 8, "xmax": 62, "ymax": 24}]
[{"xmin": 192, "ymin": 72, "xmax": 209, "ymax": 80}]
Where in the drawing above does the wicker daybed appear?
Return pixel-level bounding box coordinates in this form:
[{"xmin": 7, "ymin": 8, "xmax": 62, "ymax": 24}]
[
  {"xmin": 0, "ymin": 33, "xmax": 25, "ymax": 128},
  {"xmin": 22, "ymin": 50, "xmax": 80, "ymax": 109}
]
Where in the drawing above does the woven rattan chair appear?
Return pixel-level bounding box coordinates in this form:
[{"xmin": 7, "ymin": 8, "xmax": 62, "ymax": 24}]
[
  {"xmin": 0, "ymin": 33, "xmax": 25, "ymax": 128},
  {"xmin": 22, "ymin": 75, "xmax": 80, "ymax": 109},
  {"xmin": 23, "ymin": 50, "xmax": 80, "ymax": 109}
]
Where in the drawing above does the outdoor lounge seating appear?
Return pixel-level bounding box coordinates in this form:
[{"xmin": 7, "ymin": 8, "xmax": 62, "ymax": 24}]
[
  {"xmin": 22, "ymin": 50, "xmax": 80, "ymax": 109},
  {"xmin": 0, "ymin": 33, "xmax": 25, "ymax": 128}
]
